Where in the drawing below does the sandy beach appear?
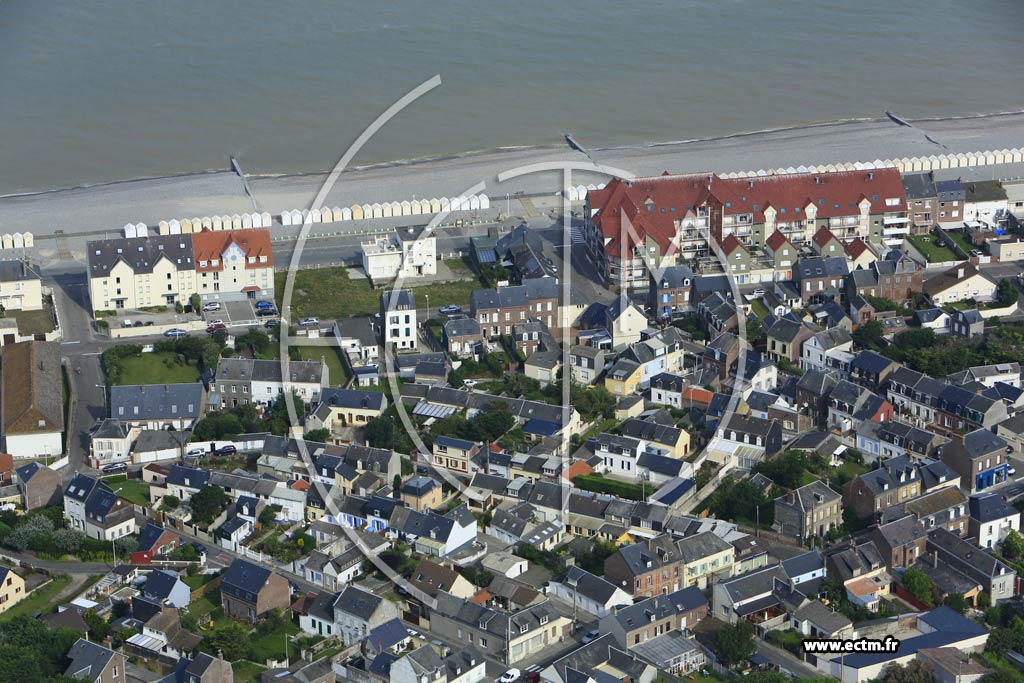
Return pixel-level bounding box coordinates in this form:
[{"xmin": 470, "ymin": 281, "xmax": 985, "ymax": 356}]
[{"xmin": 2, "ymin": 111, "xmax": 1024, "ymax": 243}]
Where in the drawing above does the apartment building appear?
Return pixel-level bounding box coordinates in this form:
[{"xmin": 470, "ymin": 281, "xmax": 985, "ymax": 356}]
[
  {"xmin": 470, "ymin": 279, "xmax": 558, "ymax": 338},
  {"xmin": 0, "ymin": 259, "xmax": 43, "ymax": 311},
  {"xmin": 360, "ymin": 227, "xmax": 437, "ymax": 281},
  {"xmin": 584, "ymin": 168, "xmax": 907, "ymax": 292},
  {"xmin": 86, "ymin": 229, "xmax": 273, "ymax": 313},
  {"xmin": 214, "ymin": 357, "xmax": 327, "ymax": 407}
]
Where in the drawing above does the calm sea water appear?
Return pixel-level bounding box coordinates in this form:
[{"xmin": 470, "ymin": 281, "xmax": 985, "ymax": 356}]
[{"xmin": 2, "ymin": 0, "xmax": 1023, "ymax": 193}]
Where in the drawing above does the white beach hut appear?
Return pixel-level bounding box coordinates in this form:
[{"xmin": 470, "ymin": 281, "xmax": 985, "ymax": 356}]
[
  {"xmin": 478, "ymin": 194, "xmax": 490, "ymax": 209},
  {"xmin": 440, "ymin": 197, "xmax": 451, "ymax": 212},
  {"xmin": 1, "ymin": 235, "xmax": 11, "ymax": 250},
  {"xmin": 429, "ymin": 198, "xmax": 441, "ymax": 213},
  {"xmin": 158, "ymin": 220, "xmax": 170, "ymax": 235},
  {"xmin": 340, "ymin": 207, "xmax": 352, "ymax": 221},
  {"xmin": 11, "ymin": 233, "xmax": 23, "ymax": 249},
  {"xmin": 400, "ymin": 200, "xmax": 412, "ymax": 216},
  {"xmin": 123, "ymin": 224, "xmax": 137, "ymax": 238},
  {"xmin": 22, "ymin": 233, "xmax": 33, "ymax": 248}
]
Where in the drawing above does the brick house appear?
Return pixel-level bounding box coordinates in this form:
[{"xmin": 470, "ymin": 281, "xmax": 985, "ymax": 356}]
[
  {"xmin": 774, "ymin": 480, "xmax": 842, "ymax": 541},
  {"xmin": 220, "ymin": 558, "xmax": 290, "ymax": 623}
]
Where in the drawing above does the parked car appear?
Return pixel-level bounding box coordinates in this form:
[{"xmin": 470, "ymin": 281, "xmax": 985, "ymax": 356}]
[
  {"xmin": 164, "ymin": 328, "xmax": 188, "ymax": 338},
  {"xmin": 1009, "ymin": 466, "xmax": 1017, "ymax": 477},
  {"xmin": 752, "ymin": 288, "xmax": 766, "ymax": 297},
  {"xmin": 256, "ymin": 307, "xmax": 278, "ymax": 317},
  {"xmin": 971, "ymin": 250, "xmax": 982, "ymax": 257},
  {"xmin": 144, "ymin": 320, "xmax": 155, "ymax": 326},
  {"xmin": 499, "ymin": 670, "xmax": 521, "ymax": 683},
  {"xmin": 186, "ymin": 446, "xmax": 207, "ymax": 457},
  {"xmin": 121, "ymin": 319, "xmax": 134, "ymax": 328},
  {"xmin": 202, "ymin": 302, "xmax": 222, "ymax": 312},
  {"xmin": 581, "ymin": 629, "xmax": 600, "ymax": 644},
  {"xmin": 462, "ymin": 379, "xmax": 480, "ymax": 388},
  {"xmin": 439, "ymin": 305, "xmax": 462, "ymax": 315},
  {"xmin": 218, "ymin": 444, "xmax": 237, "ymax": 455},
  {"xmin": 255, "ymin": 300, "xmax": 275, "ymax": 309},
  {"xmin": 264, "ymin": 320, "xmax": 279, "ymax": 329},
  {"xmin": 206, "ymin": 323, "xmax": 227, "ymax": 334},
  {"xmin": 299, "ymin": 317, "xmax": 320, "ymax": 327},
  {"xmin": 208, "ymin": 319, "xmax": 225, "ymax": 327},
  {"xmin": 101, "ymin": 463, "xmax": 127, "ymax": 474}
]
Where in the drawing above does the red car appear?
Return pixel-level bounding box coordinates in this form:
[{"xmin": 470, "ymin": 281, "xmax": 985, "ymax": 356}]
[{"xmin": 206, "ymin": 323, "xmax": 227, "ymax": 334}]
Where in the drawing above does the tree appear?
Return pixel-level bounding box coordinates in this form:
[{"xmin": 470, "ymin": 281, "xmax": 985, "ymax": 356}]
[
  {"xmin": 883, "ymin": 660, "xmax": 936, "ymax": 683},
  {"xmin": 160, "ymin": 495, "xmax": 181, "ymax": 511},
  {"xmin": 364, "ymin": 414, "xmax": 395, "ymax": 449},
  {"xmin": 189, "ymin": 293, "xmax": 201, "ymax": 312},
  {"xmin": 852, "ymin": 319, "xmax": 884, "ymax": 351},
  {"xmin": 981, "ymin": 670, "xmax": 1023, "ymax": 683},
  {"xmin": 190, "ymin": 485, "xmax": 230, "ymax": 525},
  {"xmin": 1003, "ymin": 530, "xmax": 1024, "ymax": 560},
  {"xmin": 114, "ymin": 535, "xmax": 138, "ymax": 555},
  {"xmin": 170, "ymin": 544, "xmax": 199, "ymax": 561},
  {"xmin": 393, "ymin": 475, "xmax": 403, "ymax": 499},
  {"xmin": 0, "ymin": 615, "xmax": 82, "ymax": 683},
  {"xmin": 997, "ymin": 278, "xmax": 1018, "ymax": 308},
  {"xmin": 715, "ymin": 620, "xmax": 756, "ymax": 667},
  {"xmin": 902, "ymin": 567, "xmax": 934, "ymax": 606},
  {"xmin": 944, "ymin": 593, "xmax": 969, "ymax": 614},
  {"xmin": 303, "ymin": 428, "xmax": 331, "ymax": 443},
  {"xmin": 745, "ymin": 316, "xmax": 764, "ymax": 342},
  {"xmin": 201, "ymin": 621, "xmax": 250, "ymax": 661},
  {"xmin": 259, "ymin": 506, "xmax": 278, "ymax": 527},
  {"xmin": 51, "ymin": 529, "xmax": 85, "ymax": 555},
  {"xmin": 754, "ymin": 449, "xmax": 806, "ymax": 490},
  {"xmin": 741, "ymin": 674, "xmax": 788, "ymax": 683},
  {"xmin": 192, "ymin": 411, "xmax": 243, "ymax": 441},
  {"xmin": 82, "ymin": 609, "xmax": 110, "ymax": 641},
  {"xmin": 4, "ymin": 515, "xmax": 54, "ymax": 552}
]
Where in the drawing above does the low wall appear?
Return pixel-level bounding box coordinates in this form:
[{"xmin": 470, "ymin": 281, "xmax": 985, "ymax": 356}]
[
  {"xmin": 107, "ymin": 318, "xmax": 206, "ymax": 339},
  {"xmin": 979, "ymin": 302, "xmax": 1019, "ymax": 319}
]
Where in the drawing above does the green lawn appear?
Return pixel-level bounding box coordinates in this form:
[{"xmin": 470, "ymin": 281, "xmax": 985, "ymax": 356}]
[
  {"xmin": 750, "ymin": 299, "xmax": 770, "ymax": 320},
  {"xmin": 247, "ymin": 618, "xmax": 301, "ymax": 661},
  {"xmin": 111, "ymin": 479, "xmax": 151, "ymax": 506},
  {"xmin": 112, "ymin": 351, "xmax": 202, "ymax": 386},
  {"xmin": 231, "ymin": 661, "xmax": 267, "ymax": 683},
  {"xmin": 187, "ymin": 589, "xmax": 222, "ymax": 619},
  {"xmin": 944, "ymin": 229, "xmax": 976, "ymax": 256},
  {"xmin": 0, "ymin": 575, "xmax": 72, "ymax": 620},
  {"xmin": 275, "ymin": 266, "xmax": 479, "ymax": 319},
  {"xmin": 907, "ymin": 235, "xmax": 958, "ymax": 263}
]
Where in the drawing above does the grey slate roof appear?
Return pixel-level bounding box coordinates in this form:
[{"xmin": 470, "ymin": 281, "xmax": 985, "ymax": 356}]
[
  {"xmin": 111, "ymin": 383, "xmax": 203, "ymax": 421},
  {"xmin": 216, "ymin": 357, "xmax": 324, "ymax": 385},
  {"xmin": 0, "ymin": 259, "xmax": 41, "ymax": 283},
  {"xmin": 87, "ymin": 234, "xmax": 194, "ymax": 278}
]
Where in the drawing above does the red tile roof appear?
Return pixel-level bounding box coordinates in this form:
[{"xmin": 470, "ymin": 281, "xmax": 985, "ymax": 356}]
[
  {"xmin": 191, "ymin": 228, "xmax": 273, "ymax": 273},
  {"xmin": 813, "ymin": 227, "xmax": 840, "ymax": 248},
  {"xmin": 718, "ymin": 168, "xmax": 906, "ymax": 223},
  {"xmin": 845, "ymin": 237, "xmax": 876, "ymax": 259},
  {"xmin": 720, "ymin": 234, "xmax": 747, "ymax": 256},
  {"xmin": 588, "ymin": 173, "xmax": 722, "ymax": 258},
  {"xmin": 589, "ymin": 169, "xmax": 906, "ymax": 259},
  {"xmin": 765, "ymin": 230, "xmax": 793, "ymax": 252},
  {"xmin": 563, "ymin": 460, "xmax": 593, "ymax": 482}
]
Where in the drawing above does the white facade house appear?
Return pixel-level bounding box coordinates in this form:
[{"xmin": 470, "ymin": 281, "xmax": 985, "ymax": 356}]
[
  {"xmin": 546, "ymin": 567, "xmax": 632, "ymax": 618},
  {"xmin": 361, "ymin": 230, "xmax": 437, "ymax": 281},
  {"xmin": 380, "ymin": 289, "xmax": 418, "ymax": 351}
]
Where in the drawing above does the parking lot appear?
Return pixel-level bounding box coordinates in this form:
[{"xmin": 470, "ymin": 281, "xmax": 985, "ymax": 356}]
[{"xmin": 201, "ymin": 297, "xmax": 277, "ymax": 329}]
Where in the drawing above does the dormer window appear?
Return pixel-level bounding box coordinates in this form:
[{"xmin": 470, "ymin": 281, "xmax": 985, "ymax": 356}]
[{"xmin": 520, "ymin": 624, "xmax": 529, "ymax": 634}]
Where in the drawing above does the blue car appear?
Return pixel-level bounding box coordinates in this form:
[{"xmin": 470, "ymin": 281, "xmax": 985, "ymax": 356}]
[{"xmin": 255, "ymin": 300, "xmax": 275, "ymax": 309}]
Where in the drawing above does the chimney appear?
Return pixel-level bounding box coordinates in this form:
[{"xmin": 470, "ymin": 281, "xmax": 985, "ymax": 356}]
[
  {"xmin": 867, "ymin": 172, "xmax": 874, "ymax": 180},
  {"xmin": 815, "ymin": 176, "xmax": 821, "ymax": 185},
  {"xmin": 933, "ymin": 553, "xmax": 938, "ymax": 569},
  {"xmin": 957, "ymin": 268, "xmax": 965, "ymax": 279}
]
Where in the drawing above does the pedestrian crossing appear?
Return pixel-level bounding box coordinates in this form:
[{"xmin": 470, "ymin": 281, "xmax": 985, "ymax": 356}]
[
  {"xmin": 569, "ymin": 226, "xmax": 586, "ymax": 244},
  {"xmin": 524, "ymin": 665, "xmax": 543, "ymax": 673}
]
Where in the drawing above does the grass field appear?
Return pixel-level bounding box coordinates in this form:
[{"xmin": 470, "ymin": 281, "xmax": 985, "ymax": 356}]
[
  {"xmin": 0, "ymin": 575, "xmax": 72, "ymax": 620},
  {"xmin": 187, "ymin": 588, "xmax": 222, "ymax": 619},
  {"xmin": 944, "ymin": 229, "xmax": 976, "ymax": 256},
  {"xmin": 749, "ymin": 299, "xmax": 770, "ymax": 320},
  {"xmin": 111, "ymin": 479, "xmax": 151, "ymax": 506},
  {"xmin": 231, "ymin": 661, "xmax": 267, "ymax": 683},
  {"xmin": 182, "ymin": 573, "xmax": 217, "ymax": 590},
  {"xmin": 907, "ymin": 235, "xmax": 958, "ymax": 262},
  {"xmin": 275, "ymin": 266, "xmax": 479, "ymax": 319},
  {"xmin": 112, "ymin": 351, "xmax": 202, "ymax": 386},
  {"xmin": 247, "ymin": 618, "xmax": 301, "ymax": 660}
]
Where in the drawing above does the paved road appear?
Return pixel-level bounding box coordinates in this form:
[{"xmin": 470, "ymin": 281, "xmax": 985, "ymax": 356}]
[{"xmin": 755, "ymin": 638, "xmax": 822, "ymax": 679}]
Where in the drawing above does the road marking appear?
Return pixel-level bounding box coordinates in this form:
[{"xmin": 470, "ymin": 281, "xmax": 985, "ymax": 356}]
[{"xmin": 62, "ymin": 341, "xmax": 81, "ymax": 345}]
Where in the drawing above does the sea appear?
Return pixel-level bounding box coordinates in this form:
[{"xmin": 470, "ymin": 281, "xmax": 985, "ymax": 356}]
[{"xmin": 2, "ymin": 0, "xmax": 1023, "ymax": 194}]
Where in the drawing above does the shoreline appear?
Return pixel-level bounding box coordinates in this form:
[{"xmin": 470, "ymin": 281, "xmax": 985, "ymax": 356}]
[{"xmin": 6, "ymin": 108, "xmax": 1024, "ymax": 200}]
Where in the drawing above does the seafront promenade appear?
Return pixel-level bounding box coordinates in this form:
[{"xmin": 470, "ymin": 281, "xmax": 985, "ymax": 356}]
[{"xmin": 3, "ymin": 110, "xmax": 1024, "ymax": 244}]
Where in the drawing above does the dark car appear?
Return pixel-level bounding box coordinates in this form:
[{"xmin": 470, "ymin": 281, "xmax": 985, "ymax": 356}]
[
  {"xmin": 439, "ymin": 305, "xmax": 462, "ymax": 315},
  {"xmin": 256, "ymin": 307, "xmax": 278, "ymax": 317},
  {"xmin": 144, "ymin": 320, "xmax": 155, "ymax": 326},
  {"xmin": 264, "ymin": 320, "xmax": 279, "ymax": 329},
  {"xmin": 218, "ymin": 444, "xmax": 237, "ymax": 455},
  {"xmin": 206, "ymin": 323, "xmax": 227, "ymax": 334},
  {"xmin": 101, "ymin": 462, "xmax": 128, "ymax": 474}
]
